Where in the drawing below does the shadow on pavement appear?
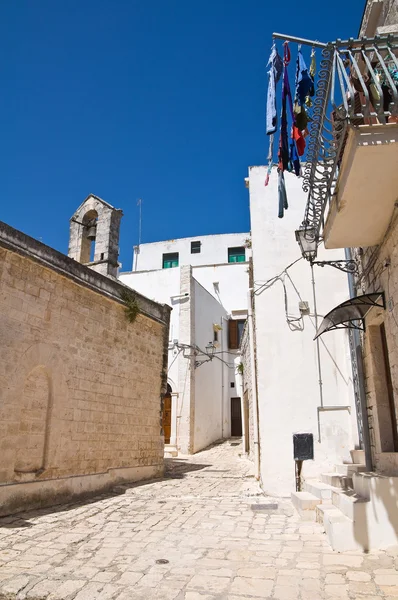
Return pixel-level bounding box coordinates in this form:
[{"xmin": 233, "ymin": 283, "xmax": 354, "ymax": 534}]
[{"xmin": 0, "ymin": 460, "xmax": 211, "ymax": 530}]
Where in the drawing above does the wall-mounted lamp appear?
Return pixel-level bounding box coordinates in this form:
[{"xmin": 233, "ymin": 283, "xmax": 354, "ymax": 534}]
[
  {"xmin": 205, "ymin": 342, "xmax": 216, "ymax": 358},
  {"xmin": 295, "ymin": 224, "xmax": 358, "ymax": 275}
]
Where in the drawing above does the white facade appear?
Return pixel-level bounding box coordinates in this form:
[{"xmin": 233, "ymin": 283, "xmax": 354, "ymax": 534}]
[
  {"xmin": 120, "ymin": 233, "xmax": 250, "ymax": 454},
  {"xmin": 248, "ymin": 166, "xmax": 358, "ymax": 497},
  {"xmin": 133, "ymin": 232, "xmax": 249, "ymax": 272}
]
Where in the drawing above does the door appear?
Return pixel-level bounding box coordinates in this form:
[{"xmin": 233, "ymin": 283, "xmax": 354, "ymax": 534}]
[
  {"xmin": 231, "ymin": 397, "xmax": 242, "ymax": 437},
  {"xmin": 163, "ymin": 394, "xmax": 171, "ymax": 444}
]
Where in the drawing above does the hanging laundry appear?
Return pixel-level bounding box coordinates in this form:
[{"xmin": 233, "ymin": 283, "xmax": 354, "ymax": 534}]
[
  {"xmin": 305, "ymin": 49, "xmax": 316, "ymax": 107},
  {"xmin": 278, "ymin": 170, "xmax": 288, "ymax": 219},
  {"xmin": 293, "ymin": 47, "xmax": 312, "ymax": 135},
  {"xmin": 264, "ymin": 134, "xmax": 274, "ymax": 186},
  {"xmin": 295, "ymin": 47, "xmax": 313, "ymax": 105},
  {"xmin": 266, "ymin": 43, "xmax": 283, "ymax": 135},
  {"xmin": 265, "ymin": 43, "xmax": 283, "ymax": 187},
  {"xmin": 278, "ymin": 43, "xmax": 293, "ymax": 172}
]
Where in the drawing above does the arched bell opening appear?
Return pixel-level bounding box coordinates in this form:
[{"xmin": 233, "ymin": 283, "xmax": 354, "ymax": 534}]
[{"xmin": 79, "ymin": 209, "xmax": 98, "ymax": 263}]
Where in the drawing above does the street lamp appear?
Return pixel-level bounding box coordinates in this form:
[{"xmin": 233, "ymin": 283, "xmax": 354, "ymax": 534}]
[
  {"xmin": 205, "ymin": 343, "xmax": 216, "ymax": 358},
  {"xmin": 295, "ymin": 224, "xmax": 358, "ymax": 275},
  {"xmin": 295, "ymin": 224, "xmax": 318, "ymax": 263}
]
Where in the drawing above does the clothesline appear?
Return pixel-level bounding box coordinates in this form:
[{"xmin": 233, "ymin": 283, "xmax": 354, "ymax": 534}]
[{"xmin": 265, "ymin": 39, "xmax": 315, "ymax": 218}]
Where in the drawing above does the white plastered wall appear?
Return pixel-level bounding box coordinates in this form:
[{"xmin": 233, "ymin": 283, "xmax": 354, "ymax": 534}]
[
  {"xmin": 193, "ymin": 280, "xmax": 229, "ymax": 452},
  {"xmin": 249, "ymin": 166, "xmax": 358, "ymax": 497},
  {"xmin": 119, "ymin": 267, "xmax": 238, "ymax": 453},
  {"xmin": 132, "ymin": 233, "xmax": 249, "ymax": 271}
]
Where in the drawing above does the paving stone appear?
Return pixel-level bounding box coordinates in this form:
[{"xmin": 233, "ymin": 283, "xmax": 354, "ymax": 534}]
[
  {"xmin": 324, "ymin": 584, "xmax": 349, "ymax": 598},
  {"xmin": 230, "ymin": 576, "xmax": 274, "ymax": 597},
  {"xmin": 73, "ymin": 582, "xmax": 105, "ymax": 600},
  {"xmin": 0, "ymin": 440, "xmax": 394, "ymax": 600},
  {"xmin": 237, "ymin": 567, "xmax": 276, "ymax": 579},
  {"xmin": 0, "ymin": 574, "xmax": 31, "ymax": 596},
  {"xmin": 273, "ymin": 584, "xmax": 297, "ymax": 599},
  {"xmin": 346, "ymin": 570, "xmax": 371, "ymax": 582},
  {"xmin": 186, "ymin": 575, "xmax": 230, "ymax": 594},
  {"xmin": 325, "ymin": 573, "xmax": 346, "ymax": 584}
]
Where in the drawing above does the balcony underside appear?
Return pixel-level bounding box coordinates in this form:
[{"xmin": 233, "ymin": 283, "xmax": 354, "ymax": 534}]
[{"xmin": 323, "ymin": 124, "xmax": 398, "ymax": 250}]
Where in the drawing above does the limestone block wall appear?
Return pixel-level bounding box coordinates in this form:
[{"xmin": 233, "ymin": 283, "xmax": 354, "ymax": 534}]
[
  {"xmin": 0, "ymin": 221, "xmax": 170, "ymax": 515},
  {"xmin": 355, "ymin": 212, "xmax": 398, "ymax": 474}
]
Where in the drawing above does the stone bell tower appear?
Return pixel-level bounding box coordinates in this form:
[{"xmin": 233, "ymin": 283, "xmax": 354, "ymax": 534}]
[{"xmin": 68, "ymin": 194, "xmax": 123, "ymax": 278}]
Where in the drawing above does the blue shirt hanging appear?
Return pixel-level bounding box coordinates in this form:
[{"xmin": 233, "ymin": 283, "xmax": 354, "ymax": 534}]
[{"xmin": 295, "ymin": 48, "xmax": 313, "ymax": 106}]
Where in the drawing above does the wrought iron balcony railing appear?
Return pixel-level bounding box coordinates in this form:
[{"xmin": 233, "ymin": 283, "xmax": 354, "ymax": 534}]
[{"xmin": 299, "ymin": 34, "xmax": 398, "ymax": 247}]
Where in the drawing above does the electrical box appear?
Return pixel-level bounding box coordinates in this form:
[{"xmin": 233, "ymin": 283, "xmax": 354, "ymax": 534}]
[{"xmin": 293, "ymin": 433, "xmax": 314, "ymax": 461}]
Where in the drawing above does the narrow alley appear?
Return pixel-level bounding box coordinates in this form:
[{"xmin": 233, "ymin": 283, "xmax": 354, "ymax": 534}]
[{"xmin": 0, "ymin": 440, "xmax": 397, "ymax": 600}]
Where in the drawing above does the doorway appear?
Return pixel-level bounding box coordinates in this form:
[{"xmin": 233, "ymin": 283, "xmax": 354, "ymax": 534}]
[
  {"xmin": 368, "ymin": 322, "xmax": 398, "ymax": 452},
  {"xmin": 163, "ymin": 384, "xmax": 172, "ymax": 444},
  {"xmin": 231, "ymin": 397, "xmax": 242, "ymax": 437}
]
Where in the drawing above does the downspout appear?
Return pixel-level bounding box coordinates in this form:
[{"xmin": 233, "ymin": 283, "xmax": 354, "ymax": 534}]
[
  {"xmin": 345, "ymin": 247, "xmax": 372, "ymax": 471},
  {"xmin": 220, "ymin": 316, "xmax": 225, "ymax": 439},
  {"xmin": 311, "ymin": 264, "xmax": 324, "ymax": 443},
  {"xmin": 248, "ymin": 288, "xmax": 260, "ymax": 480}
]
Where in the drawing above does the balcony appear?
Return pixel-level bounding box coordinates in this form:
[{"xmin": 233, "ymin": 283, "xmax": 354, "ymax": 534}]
[{"xmin": 301, "ymin": 34, "xmax": 398, "ymax": 253}]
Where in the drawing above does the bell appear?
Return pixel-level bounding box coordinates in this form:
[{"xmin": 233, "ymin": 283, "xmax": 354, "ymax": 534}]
[{"xmin": 86, "ymin": 225, "xmax": 97, "ymax": 241}]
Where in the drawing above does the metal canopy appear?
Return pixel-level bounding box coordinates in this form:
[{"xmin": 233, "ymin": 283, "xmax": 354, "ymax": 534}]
[{"xmin": 314, "ymin": 293, "xmax": 385, "ymax": 339}]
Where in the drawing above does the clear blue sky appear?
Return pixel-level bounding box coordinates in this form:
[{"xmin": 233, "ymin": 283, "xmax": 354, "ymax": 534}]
[{"xmin": 0, "ymin": 0, "xmax": 364, "ymax": 269}]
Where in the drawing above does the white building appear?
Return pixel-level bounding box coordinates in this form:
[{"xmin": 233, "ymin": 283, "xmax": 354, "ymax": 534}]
[
  {"xmin": 243, "ymin": 166, "xmax": 359, "ymax": 497},
  {"xmin": 119, "ymin": 233, "xmax": 250, "ymax": 455}
]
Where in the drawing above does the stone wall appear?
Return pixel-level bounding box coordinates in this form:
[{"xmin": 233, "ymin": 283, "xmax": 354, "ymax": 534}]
[
  {"xmin": 359, "ymin": 0, "xmax": 398, "ymax": 36},
  {"xmin": 0, "ymin": 221, "xmax": 170, "ymax": 515},
  {"xmin": 354, "ymin": 210, "xmax": 398, "ymax": 474}
]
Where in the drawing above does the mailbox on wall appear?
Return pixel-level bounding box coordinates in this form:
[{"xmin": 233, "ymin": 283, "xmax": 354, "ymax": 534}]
[{"xmin": 293, "ymin": 433, "xmax": 314, "ymax": 461}]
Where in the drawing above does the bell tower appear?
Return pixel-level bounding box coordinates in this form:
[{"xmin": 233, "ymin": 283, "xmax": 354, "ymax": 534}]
[{"xmin": 68, "ymin": 194, "xmax": 123, "ymax": 278}]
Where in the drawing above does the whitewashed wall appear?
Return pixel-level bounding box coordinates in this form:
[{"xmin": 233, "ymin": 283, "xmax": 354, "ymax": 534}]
[
  {"xmin": 193, "ymin": 280, "xmax": 229, "ymax": 452},
  {"xmin": 119, "ymin": 266, "xmax": 239, "ymax": 453},
  {"xmin": 193, "ymin": 263, "xmax": 249, "ymax": 314},
  {"xmin": 132, "ymin": 233, "xmax": 249, "ymax": 271},
  {"xmin": 249, "ymin": 166, "xmax": 358, "ymax": 497}
]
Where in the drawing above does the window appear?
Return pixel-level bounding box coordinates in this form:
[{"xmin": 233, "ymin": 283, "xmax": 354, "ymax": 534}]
[
  {"xmin": 214, "ymin": 329, "xmax": 218, "ymax": 342},
  {"xmin": 162, "ymin": 252, "xmax": 179, "ymax": 269},
  {"xmin": 191, "ymin": 241, "xmax": 201, "ymax": 254},
  {"xmin": 230, "ymin": 382, "xmax": 235, "ymax": 388},
  {"xmin": 228, "ymin": 246, "xmax": 245, "ymax": 263},
  {"xmin": 228, "ymin": 319, "xmax": 246, "ymax": 349}
]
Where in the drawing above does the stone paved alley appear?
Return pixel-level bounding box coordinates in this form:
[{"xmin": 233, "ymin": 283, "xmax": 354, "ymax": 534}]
[{"xmin": 0, "ymin": 440, "xmax": 397, "ymax": 600}]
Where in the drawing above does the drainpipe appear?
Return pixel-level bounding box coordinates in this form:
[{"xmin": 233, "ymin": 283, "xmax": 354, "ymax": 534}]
[
  {"xmin": 345, "ymin": 248, "xmax": 372, "ymax": 471},
  {"xmin": 248, "ymin": 288, "xmax": 260, "ymax": 480},
  {"xmin": 220, "ymin": 316, "xmax": 225, "ymax": 439},
  {"xmin": 311, "ymin": 264, "xmax": 324, "ymax": 443}
]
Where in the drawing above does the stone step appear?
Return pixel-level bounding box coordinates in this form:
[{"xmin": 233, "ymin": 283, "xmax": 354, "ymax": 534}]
[
  {"xmin": 291, "ymin": 491, "xmax": 318, "ymax": 521},
  {"xmin": 321, "ymin": 506, "xmax": 364, "ymax": 552},
  {"xmin": 332, "ymin": 489, "xmax": 369, "ymax": 520},
  {"xmin": 335, "ymin": 463, "xmax": 367, "ymax": 475},
  {"xmin": 303, "ymin": 479, "xmax": 334, "ymax": 501},
  {"xmin": 321, "ymin": 473, "xmax": 353, "ymax": 489},
  {"xmin": 315, "ymin": 502, "xmax": 334, "ymax": 525},
  {"xmin": 350, "ymin": 449, "xmax": 365, "ymax": 464}
]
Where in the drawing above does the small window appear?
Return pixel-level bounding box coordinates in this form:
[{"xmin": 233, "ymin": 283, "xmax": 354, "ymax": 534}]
[
  {"xmin": 191, "ymin": 241, "xmax": 201, "ymax": 254},
  {"xmin": 228, "ymin": 247, "xmax": 245, "ymax": 263},
  {"xmin": 228, "ymin": 319, "xmax": 246, "ymax": 349},
  {"xmin": 214, "ymin": 330, "xmax": 218, "ymax": 342},
  {"xmin": 230, "ymin": 382, "xmax": 235, "ymax": 388},
  {"xmin": 163, "ymin": 252, "xmax": 179, "ymax": 269}
]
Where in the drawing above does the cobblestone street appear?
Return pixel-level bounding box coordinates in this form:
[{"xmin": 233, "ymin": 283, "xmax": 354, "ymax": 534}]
[{"xmin": 0, "ymin": 440, "xmax": 397, "ymax": 600}]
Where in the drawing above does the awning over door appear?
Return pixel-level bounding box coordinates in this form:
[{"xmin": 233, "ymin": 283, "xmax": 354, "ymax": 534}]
[{"xmin": 314, "ymin": 293, "xmax": 385, "ymax": 339}]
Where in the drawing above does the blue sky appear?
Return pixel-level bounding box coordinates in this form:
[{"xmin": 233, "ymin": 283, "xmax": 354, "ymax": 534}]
[{"xmin": 0, "ymin": 0, "xmax": 364, "ymax": 270}]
